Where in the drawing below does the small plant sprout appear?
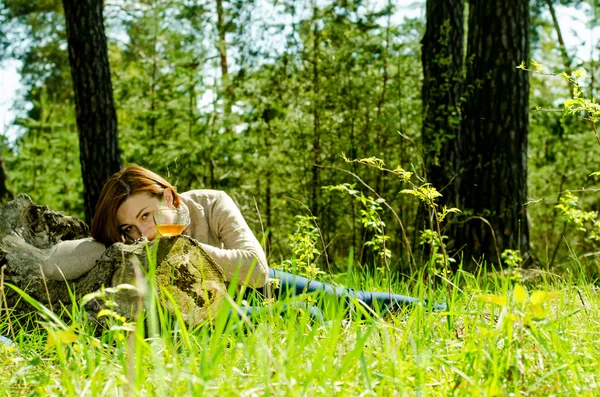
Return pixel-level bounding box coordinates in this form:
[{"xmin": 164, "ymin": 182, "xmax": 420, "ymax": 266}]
[
  {"xmin": 419, "ymin": 229, "xmax": 454, "ymax": 275},
  {"xmin": 500, "ymin": 249, "xmax": 524, "ymax": 281},
  {"xmin": 323, "ymin": 183, "xmax": 392, "ymax": 263},
  {"xmin": 279, "ymin": 215, "xmax": 324, "ymax": 279},
  {"xmin": 80, "ymin": 284, "xmax": 140, "ymax": 332}
]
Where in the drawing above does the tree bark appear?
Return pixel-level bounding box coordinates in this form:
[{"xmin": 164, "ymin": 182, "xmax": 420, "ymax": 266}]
[
  {"xmin": 0, "ymin": 154, "xmax": 13, "ymax": 204},
  {"xmin": 456, "ymin": 0, "xmax": 530, "ymax": 266},
  {"xmin": 421, "ymin": 0, "xmax": 464, "ymax": 208},
  {"xmin": 61, "ymin": 0, "xmax": 122, "ymax": 224}
]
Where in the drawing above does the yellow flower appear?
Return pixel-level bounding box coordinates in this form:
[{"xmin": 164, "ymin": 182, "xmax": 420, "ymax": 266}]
[{"xmin": 45, "ymin": 327, "xmax": 78, "ymax": 350}]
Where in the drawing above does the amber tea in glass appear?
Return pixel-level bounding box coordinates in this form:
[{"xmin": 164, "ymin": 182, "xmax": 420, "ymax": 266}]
[
  {"xmin": 153, "ymin": 208, "xmax": 190, "ymax": 237},
  {"xmin": 156, "ymin": 223, "xmax": 186, "ymax": 236}
]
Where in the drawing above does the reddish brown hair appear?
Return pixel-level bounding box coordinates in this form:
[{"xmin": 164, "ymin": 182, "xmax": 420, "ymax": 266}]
[{"xmin": 91, "ymin": 165, "xmax": 181, "ymax": 246}]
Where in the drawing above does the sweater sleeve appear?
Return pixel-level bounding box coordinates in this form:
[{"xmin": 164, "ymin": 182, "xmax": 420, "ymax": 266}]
[
  {"xmin": 200, "ymin": 191, "xmax": 269, "ymax": 288},
  {"xmin": 42, "ymin": 238, "xmax": 106, "ymax": 281}
]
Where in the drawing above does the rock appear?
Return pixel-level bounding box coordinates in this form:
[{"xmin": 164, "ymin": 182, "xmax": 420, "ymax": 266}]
[{"xmin": 0, "ymin": 195, "xmax": 226, "ymax": 328}]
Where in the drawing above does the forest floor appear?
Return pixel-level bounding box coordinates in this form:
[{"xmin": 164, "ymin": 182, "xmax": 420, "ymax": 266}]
[{"xmin": 1, "ymin": 265, "xmax": 599, "ymax": 396}]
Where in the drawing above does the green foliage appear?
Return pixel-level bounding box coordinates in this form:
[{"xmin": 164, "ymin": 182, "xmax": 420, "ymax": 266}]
[
  {"xmin": 5, "ymin": 0, "xmax": 599, "ymax": 277},
  {"xmin": 555, "ymin": 192, "xmax": 600, "ymax": 241},
  {"xmin": 559, "ymin": 69, "xmax": 600, "ymax": 136},
  {"xmin": 339, "ymin": 154, "xmax": 460, "ymax": 275},
  {"xmin": 2, "ymin": 0, "xmax": 427, "ymax": 264},
  {"xmin": 519, "ymin": 51, "xmax": 600, "ymax": 273},
  {"xmin": 3, "ymin": 88, "xmax": 84, "ymax": 216},
  {"xmin": 522, "ymin": 49, "xmax": 600, "ymax": 268}
]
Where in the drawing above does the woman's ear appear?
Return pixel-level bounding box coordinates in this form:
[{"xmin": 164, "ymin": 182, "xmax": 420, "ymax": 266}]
[{"xmin": 163, "ymin": 189, "xmax": 174, "ymax": 208}]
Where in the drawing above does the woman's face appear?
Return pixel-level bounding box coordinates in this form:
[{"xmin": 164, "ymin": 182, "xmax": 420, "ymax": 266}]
[{"xmin": 116, "ymin": 192, "xmax": 161, "ymax": 241}]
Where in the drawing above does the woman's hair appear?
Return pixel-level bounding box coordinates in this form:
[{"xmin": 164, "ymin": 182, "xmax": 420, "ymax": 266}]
[{"xmin": 91, "ymin": 165, "xmax": 181, "ymax": 246}]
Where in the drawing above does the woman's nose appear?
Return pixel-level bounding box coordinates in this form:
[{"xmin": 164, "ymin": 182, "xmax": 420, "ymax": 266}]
[{"xmin": 139, "ymin": 223, "xmax": 157, "ymax": 241}]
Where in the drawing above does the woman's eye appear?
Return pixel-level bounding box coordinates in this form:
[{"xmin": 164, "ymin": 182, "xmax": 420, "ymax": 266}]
[
  {"xmin": 123, "ymin": 226, "xmax": 133, "ymax": 233},
  {"xmin": 141, "ymin": 212, "xmax": 150, "ymax": 220}
]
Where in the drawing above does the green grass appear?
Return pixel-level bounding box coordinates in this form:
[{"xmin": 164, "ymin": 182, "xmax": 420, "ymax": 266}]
[{"xmin": 1, "ymin": 262, "xmax": 599, "ymax": 396}]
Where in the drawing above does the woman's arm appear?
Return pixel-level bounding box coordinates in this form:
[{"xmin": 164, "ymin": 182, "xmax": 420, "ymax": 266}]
[
  {"xmin": 191, "ymin": 191, "xmax": 269, "ymax": 288},
  {"xmin": 42, "ymin": 238, "xmax": 106, "ymax": 280}
]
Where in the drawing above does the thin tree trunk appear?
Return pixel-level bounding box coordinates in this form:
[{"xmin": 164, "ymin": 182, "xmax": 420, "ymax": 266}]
[
  {"xmin": 216, "ymin": 0, "xmax": 233, "ymax": 125},
  {"xmin": 374, "ymin": 7, "xmax": 392, "ymax": 197},
  {"xmin": 188, "ymin": 64, "xmax": 197, "ymax": 138},
  {"xmin": 149, "ymin": 21, "xmax": 158, "ymax": 142},
  {"xmin": 264, "ymin": 124, "xmax": 273, "ymax": 257},
  {"xmin": 311, "ymin": 5, "xmax": 321, "ymax": 218},
  {"xmin": 62, "ymin": 0, "xmax": 122, "ymax": 224},
  {"xmin": 545, "ymin": 0, "xmax": 574, "ymax": 93},
  {"xmin": 592, "ymin": 0, "xmax": 597, "ymax": 95}
]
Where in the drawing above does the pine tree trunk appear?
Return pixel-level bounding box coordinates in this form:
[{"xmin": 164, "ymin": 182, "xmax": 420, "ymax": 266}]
[
  {"xmin": 62, "ymin": 0, "xmax": 122, "ymax": 224},
  {"xmin": 456, "ymin": 0, "xmax": 530, "ymax": 266},
  {"xmin": 421, "ymin": 0, "xmax": 464, "ymax": 208}
]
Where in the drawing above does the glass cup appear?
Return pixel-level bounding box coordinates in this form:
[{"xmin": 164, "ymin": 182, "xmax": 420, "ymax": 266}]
[{"xmin": 153, "ymin": 207, "xmax": 191, "ymax": 237}]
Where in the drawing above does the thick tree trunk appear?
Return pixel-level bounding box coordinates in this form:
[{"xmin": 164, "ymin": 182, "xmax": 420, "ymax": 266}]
[
  {"xmin": 456, "ymin": 0, "xmax": 530, "ymax": 266},
  {"xmin": 421, "ymin": 0, "xmax": 464, "ymax": 208},
  {"xmin": 62, "ymin": 0, "xmax": 122, "ymax": 224}
]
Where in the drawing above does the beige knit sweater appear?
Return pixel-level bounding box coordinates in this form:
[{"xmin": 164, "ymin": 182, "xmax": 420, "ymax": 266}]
[{"xmin": 41, "ymin": 190, "xmax": 269, "ymax": 288}]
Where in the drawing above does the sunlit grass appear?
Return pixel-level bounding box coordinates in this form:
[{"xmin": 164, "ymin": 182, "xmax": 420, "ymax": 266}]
[{"xmin": 1, "ymin": 259, "xmax": 599, "ymax": 396}]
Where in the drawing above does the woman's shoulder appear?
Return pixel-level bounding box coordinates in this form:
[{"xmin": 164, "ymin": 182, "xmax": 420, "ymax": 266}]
[
  {"xmin": 180, "ymin": 189, "xmax": 227, "ymax": 202},
  {"xmin": 180, "ymin": 189, "xmax": 233, "ymax": 210}
]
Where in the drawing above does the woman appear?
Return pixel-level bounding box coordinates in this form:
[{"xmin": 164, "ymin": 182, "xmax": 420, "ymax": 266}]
[{"xmin": 42, "ymin": 166, "xmax": 439, "ymax": 320}]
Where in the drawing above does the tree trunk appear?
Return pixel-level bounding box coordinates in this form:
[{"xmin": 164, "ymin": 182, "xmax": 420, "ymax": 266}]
[
  {"xmin": 545, "ymin": 0, "xmax": 575, "ymax": 94},
  {"xmin": 421, "ymin": 0, "xmax": 464, "ymax": 208},
  {"xmin": 264, "ymin": 124, "xmax": 273, "ymax": 258},
  {"xmin": 216, "ymin": 0, "xmax": 233, "ymax": 125},
  {"xmin": 62, "ymin": 0, "xmax": 122, "ymax": 224},
  {"xmin": 456, "ymin": 0, "xmax": 530, "ymax": 267},
  {"xmin": 0, "ymin": 154, "xmax": 13, "ymax": 204},
  {"xmin": 311, "ymin": 5, "xmax": 321, "ymax": 218}
]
